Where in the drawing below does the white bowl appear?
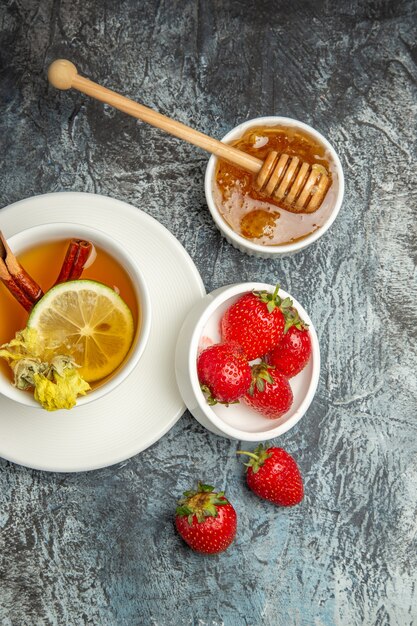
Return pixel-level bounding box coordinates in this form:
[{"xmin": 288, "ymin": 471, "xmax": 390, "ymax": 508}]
[
  {"xmin": 205, "ymin": 116, "xmax": 344, "ymax": 258},
  {"xmin": 175, "ymin": 282, "xmax": 320, "ymax": 441},
  {"xmin": 0, "ymin": 223, "xmax": 151, "ymax": 408}
]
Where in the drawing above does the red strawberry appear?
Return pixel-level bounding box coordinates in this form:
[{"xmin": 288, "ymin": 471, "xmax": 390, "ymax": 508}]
[
  {"xmin": 243, "ymin": 362, "xmax": 293, "ymax": 419},
  {"xmin": 197, "ymin": 342, "xmax": 251, "ymax": 404},
  {"xmin": 221, "ymin": 285, "xmax": 294, "ymax": 361},
  {"xmin": 266, "ymin": 320, "xmax": 312, "ymax": 378},
  {"xmin": 237, "ymin": 444, "xmax": 304, "ymax": 506},
  {"xmin": 175, "ymin": 482, "xmax": 237, "ymax": 553}
]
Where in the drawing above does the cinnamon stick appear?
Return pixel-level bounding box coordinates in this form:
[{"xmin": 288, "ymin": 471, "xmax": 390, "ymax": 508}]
[
  {"xmin": 54, "ymin": 239, "xmax": 93, "ymax": 284},
  {"xmin": 0, "ymin": 231, "xmax": 44, "ymax": 312}
]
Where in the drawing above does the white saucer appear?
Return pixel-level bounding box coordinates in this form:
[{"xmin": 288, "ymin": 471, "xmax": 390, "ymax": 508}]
[{"xmin": 0, "ymin": 192, "xmax": 205, "ymax": 472}]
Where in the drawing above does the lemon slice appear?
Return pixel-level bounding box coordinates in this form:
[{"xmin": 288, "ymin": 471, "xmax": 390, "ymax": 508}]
[{"xmin": 28, "ymin": 280, "xmax": 135, "ymax": 382}]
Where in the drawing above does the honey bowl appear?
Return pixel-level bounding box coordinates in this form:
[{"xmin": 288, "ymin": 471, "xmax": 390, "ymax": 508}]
[
  {"xmin": 175, "ymin": 282, "xmax": 320, "ymax": 441},
  {"xmin": 0, "ymin": 223, "xmax": 151, "ymax": 409},
  {"xmin": 205, "ymin": 116, "xmax": 344, "ymax": 258}
]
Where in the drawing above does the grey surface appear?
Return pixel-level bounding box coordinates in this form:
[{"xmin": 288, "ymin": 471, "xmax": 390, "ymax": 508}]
[{"xmin": 1, "ymin": 1, "xmax": 416, "ymax": 624}]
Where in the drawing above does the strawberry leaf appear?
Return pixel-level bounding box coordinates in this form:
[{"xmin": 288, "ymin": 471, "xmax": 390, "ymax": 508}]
[
  {"xmin": 176, "ymin": 483, "xmax": 229, "ymax": 525},
  {"xmin": 280, "ymin": 297, "xmax": 293, "ymax": 311},
  {"xmin": 283, "ymin": 306, "xmax": 308, "ymax": 333},
  {"xmin": 250, "ymin": 362, "xmax": 275, "ymax": 395},
  {"xmin": 253, "ymin": 283, "xmax": 310, "ymax": 336},
  {"xmin": 198, "ymin": 483, "xmax": 214, "ymax": 493},
  {"xmin": 237, "ymin": 443, "xmax": 273, "ymax": 474},
  {"xmin": 254, "ymin": 283, "xmax": 282, "ymax": 313},
  {"xmin": 266, "ymin": 300, "xmax": 276, "ymax": 314},
  {"xmin": 200, "ymin": 385, "xmax": 240, "ymax": 407},
  {"xmin": 200, "ymin": 384, "xmax": 218, "ymax": 405},
  {"xmin": 203, "ymin": 503, "xmax": 218, "ymax": 518},
  {"xmin": 176, "ymin": 505, "xmax": 193, "ymax": 517}
]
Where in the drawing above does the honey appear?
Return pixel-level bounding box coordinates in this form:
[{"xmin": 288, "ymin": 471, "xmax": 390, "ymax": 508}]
[
  {"xmin": 0, "ymin": 239, "xmax": 139, "ymax": 384},
  {"xmin": 214, "ymin": 125, "xmax": 337, "ymax": 246}
]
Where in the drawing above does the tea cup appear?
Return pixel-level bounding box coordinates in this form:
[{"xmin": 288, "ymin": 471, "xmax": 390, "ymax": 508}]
[{"xmin": 0, "ymin": 222, "xmax": 151, "ymax": 408}]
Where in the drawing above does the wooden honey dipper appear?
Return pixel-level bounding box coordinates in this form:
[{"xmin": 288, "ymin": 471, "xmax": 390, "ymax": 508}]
[{"xmin": 48, "ymin": 60, "xmax": 330, "ymax": 213}]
